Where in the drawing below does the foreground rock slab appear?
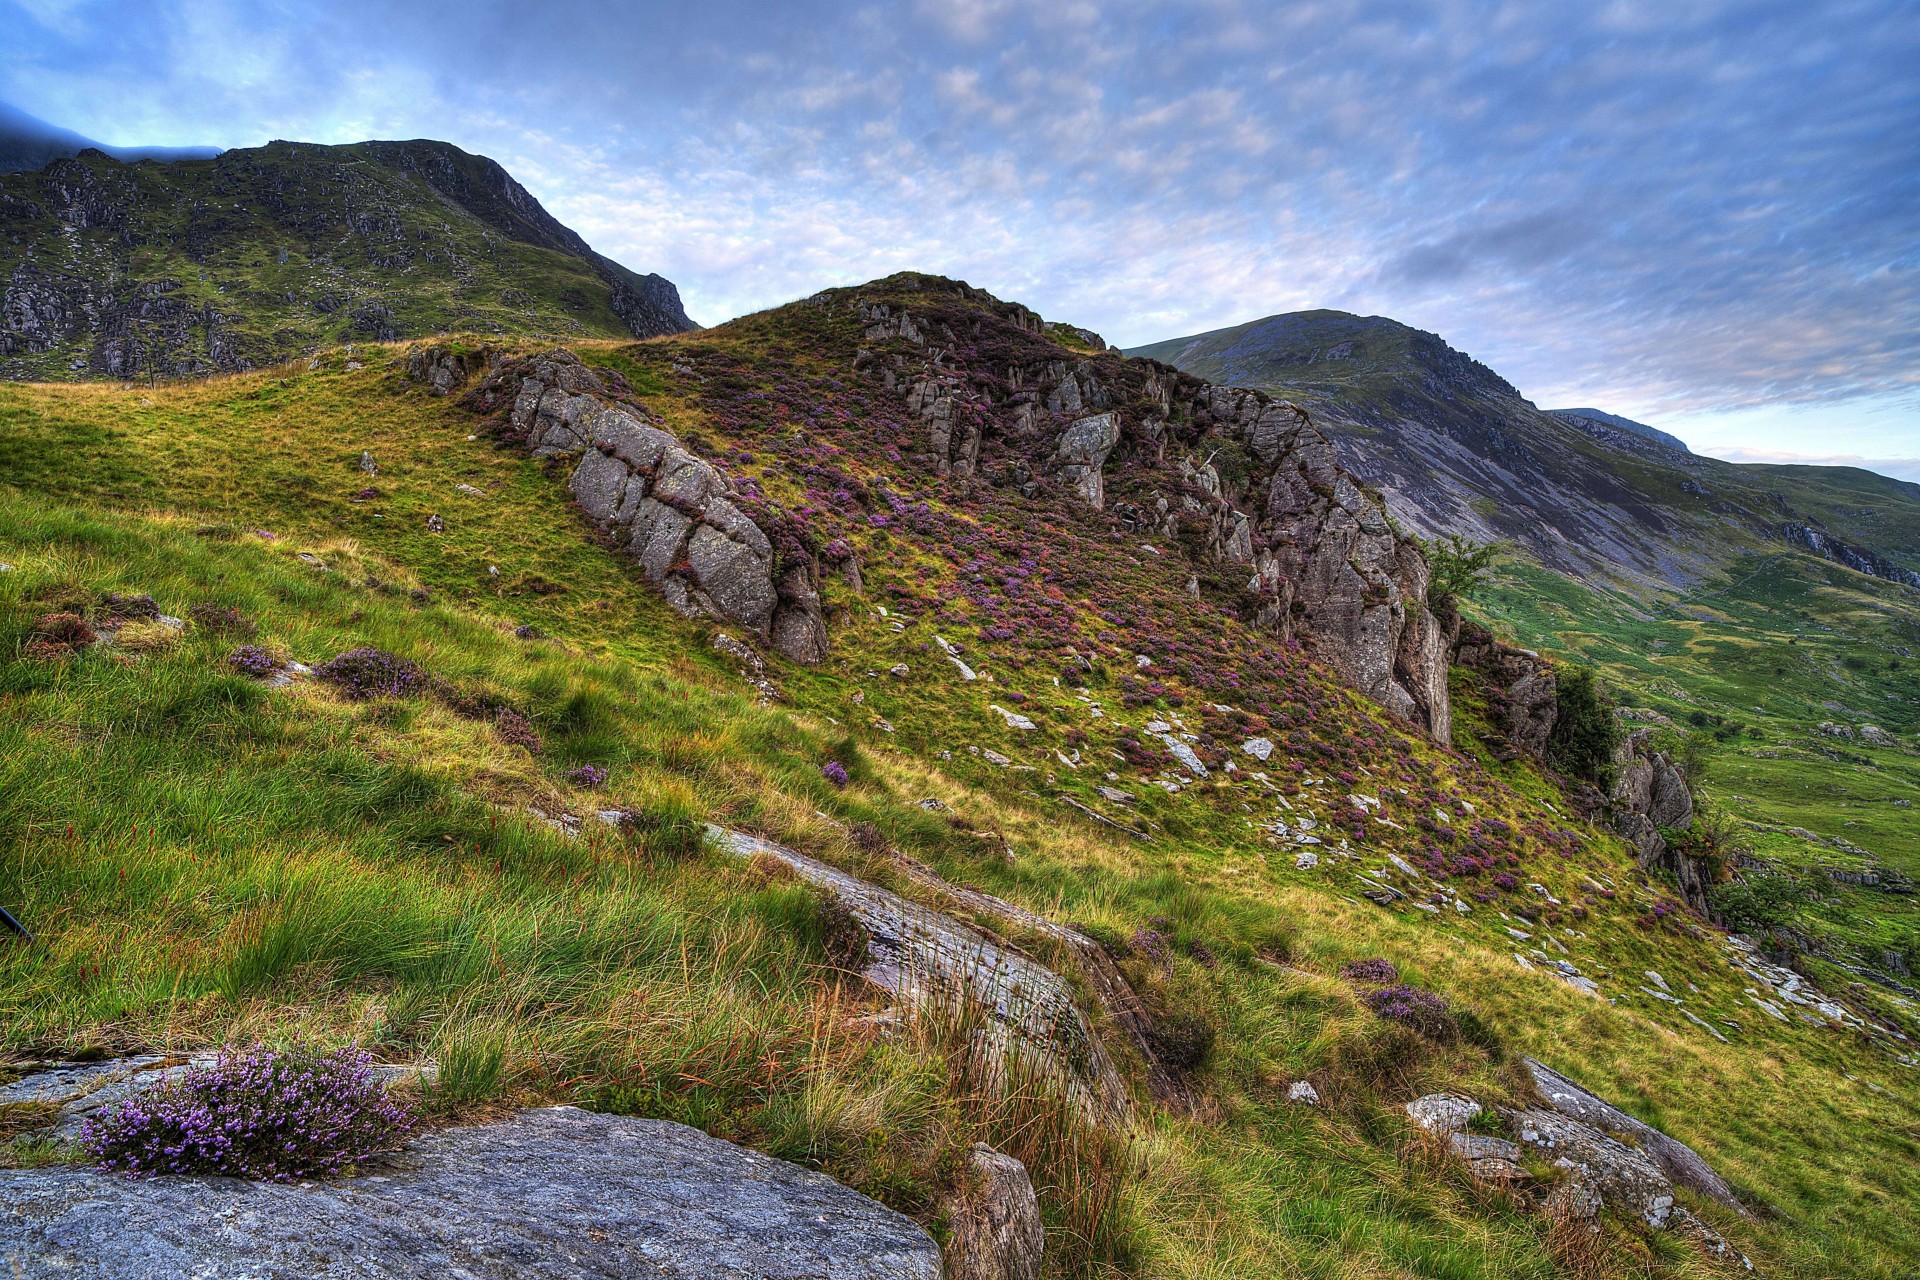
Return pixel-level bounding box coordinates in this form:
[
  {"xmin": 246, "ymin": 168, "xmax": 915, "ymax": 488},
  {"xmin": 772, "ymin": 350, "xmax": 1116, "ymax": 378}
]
[{"xmin": 1, "ymin": 1106, "xmax": 940, "ymax": 1280}]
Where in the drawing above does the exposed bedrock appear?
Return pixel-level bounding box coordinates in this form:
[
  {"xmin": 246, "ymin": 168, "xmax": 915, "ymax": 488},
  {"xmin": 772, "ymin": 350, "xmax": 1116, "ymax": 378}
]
[
  {"xmin": 861, "ymin": 286, "xmax": 1452, "ymax": 742},
  {"xmin": 428, "ymin": 346, "xmax": 828, "ymax": 663}
]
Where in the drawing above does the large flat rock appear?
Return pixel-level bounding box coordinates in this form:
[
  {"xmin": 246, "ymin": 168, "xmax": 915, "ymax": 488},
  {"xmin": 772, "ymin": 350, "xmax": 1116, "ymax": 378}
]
[{"xmin": 2, "ymin": 1105, "xmax": 940, "ymax": 1279}]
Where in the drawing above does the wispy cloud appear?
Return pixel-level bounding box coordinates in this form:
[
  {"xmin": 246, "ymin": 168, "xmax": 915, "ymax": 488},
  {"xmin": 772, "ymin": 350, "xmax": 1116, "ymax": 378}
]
[{"xmin": 2, "ymin": 0, "xmax": 1915, "ymax": 465}]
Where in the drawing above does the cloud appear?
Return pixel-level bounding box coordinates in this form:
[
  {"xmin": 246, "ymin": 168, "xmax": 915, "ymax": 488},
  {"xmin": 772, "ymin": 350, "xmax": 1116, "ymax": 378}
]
[{"xmin": 1, "ymin": 0, "xmax": 1915, "ymax": 465}]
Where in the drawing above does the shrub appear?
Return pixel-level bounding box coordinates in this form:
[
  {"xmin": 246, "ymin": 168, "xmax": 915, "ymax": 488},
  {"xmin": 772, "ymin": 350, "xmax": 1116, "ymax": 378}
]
[
  {"xmin": 1548, "ymin": 666, "xmax": 1618, "ymax": 784},
  {"xmin": 189, "ymin": 603, "xmax": 257, "ymax": 635},
  {"xmin": 228, "ymin": 645, "xmax": 280, "ymax": 677},
  {"xmin": 1364, "ymin": 984, "xmax": 1457, "ymax": 1042},
  {"xmin": 315, "ymin": 647, "xmax": 425, "ymax": 700},
  {"xmin": 821, "ymin": 760, "xmax": 849, "ymax": 788},
  {"xmin": 99, "ymin": 593, "xmax": 161, "ymax": 625},
  {"xmin": 1340, "ymin": 958, "xmax": 1400, "ymax": 984},
  {"xmin": 78, "ymin": 1044, "xmax": 416, "ymax": 1180},
  {"xmin": 1149, "ymin": 1011, "xmax": 1217, "ymax": 1071},
  {"xmin": 493, "ymin": 709, "xmax": 542, "ymax": 753},
  {"xmin": 25, "ymin": 611, "xmax": 96, "ymax": 660},
  {"xmin": 1422, "ymin": 535, "xmax": 1505, "ymax": 606},
  {"xmin": 566, "ymin": 764, "xmax": 608, "ymax": 788}
]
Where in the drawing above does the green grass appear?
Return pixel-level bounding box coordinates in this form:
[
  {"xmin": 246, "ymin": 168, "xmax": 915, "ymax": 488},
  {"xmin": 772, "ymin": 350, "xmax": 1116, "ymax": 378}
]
[{"xmin": 2, "ymin": 310, "xmax": 1919, "ymax": 1277}]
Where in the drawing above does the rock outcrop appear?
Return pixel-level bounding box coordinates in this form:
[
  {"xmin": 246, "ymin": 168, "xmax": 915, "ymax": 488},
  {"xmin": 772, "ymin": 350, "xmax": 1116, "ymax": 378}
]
[
  {"xmin": 1452, "ymin": 623, "xmax": 1558, "ymax": 760},
  {"xmin": 708, "ymin": 826, "xmax": 1132, "ymax": 1123},
  {"xmin": 855, "ymin": 278, "xmax": 1452, "ymax": 742},
  {"xmin": 447, "ymin": 348, "xmax": 828, "ymax": 663},
  {"xmin": 943, "ymin": 1144, "xmax": 1045, "ymax": 1280},
  {"xmin": 1522, "ymin": 1058, "xmax": 1744, "ymax": 1213},
  {"xmin": 1608, "ymin": 729, "xmax": 1711, "ymax": 909},
  {"xmin": 1407, "ymin": 1061, "xmax": 1745, "ymax": 1259},
  {"xmin": 0, "ymin": 1106, "xmax": 939, "ymax": 1279}
]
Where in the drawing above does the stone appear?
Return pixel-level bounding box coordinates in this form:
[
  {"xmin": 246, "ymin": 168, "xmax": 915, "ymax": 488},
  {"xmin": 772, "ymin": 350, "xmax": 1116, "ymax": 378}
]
[
  {"xmin": 453, "ymin": 349, "xmax": 827, "ymax": 663},
  {"xmin": 0, "ymin": 1107, "xmax": 938, "ymax": 1279},
  {"xmin": 1096, "ymin": 785, "xmax": 1136, "ymax": 805},
  {"xmin": 1054, "ymin": 412, "xmax": 1120, "ymax": 509},
  {"xmin": 990, "ymin": 704, "xmax": 1037, "ymax": 731},
  {"xmin": 358, "ymin": 450, "xmax": 378, "ymax": 474},
  {"xmin": 1449, "ymin": 1132, "xmax": 1527, "ymax": 1181},
  {"xmin": 1508, "ymin": 1106, "xmax": 1676, "ymax": 1228},
  {"xmin": 1287, "ymin": 1080, "xmax": 1320, "ymax": 1106},
  {"xmin": 1405, "ymin": 1094, "xmax": 1481, "ymax": 1136},
  {"xmin": 1294, "ymin": 851, "xmax": 1319, "ymax": 869},
  {"xmin": 1522, "ymin": 1058, "xmax": 1743, "ymax": 1214},
  {"xmin": 1241, "ymin": 736, "xmax": 1274, "ymax": 761},
  {"xmin": 943, "ymin": 1144, "xmax": 1044, "ymax": 1280},
  {"xmin": 707, "ymin": 828, "xmax": 1130, "ymax": 1122}
]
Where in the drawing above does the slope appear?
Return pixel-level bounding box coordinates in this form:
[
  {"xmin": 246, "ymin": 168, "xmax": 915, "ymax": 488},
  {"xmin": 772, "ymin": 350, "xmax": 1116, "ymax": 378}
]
[
  {"xmin": 2, "ymin": 276, "xmax": 1918, "ymax": 1277},
  {"xmin": 0, "ymin": 138, "xmax": 693, "ymax": 382},
  {"xmin": 1129, "ymin": 312, "xmax": 1920, "ymax": 593}
]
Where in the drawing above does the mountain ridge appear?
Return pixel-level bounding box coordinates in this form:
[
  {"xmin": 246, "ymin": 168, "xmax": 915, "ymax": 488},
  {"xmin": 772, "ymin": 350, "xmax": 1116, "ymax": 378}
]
[
  {"xmin": 0, "ymin": 99, "xmax": 220, "ymax": 173},
  {"xmin": 1129, "ymin": 309, "xmax": 1920, "ymax": 591},
  {"xmin": 0, "ymin": 135, "xmax": 693, "ymax": 381}
]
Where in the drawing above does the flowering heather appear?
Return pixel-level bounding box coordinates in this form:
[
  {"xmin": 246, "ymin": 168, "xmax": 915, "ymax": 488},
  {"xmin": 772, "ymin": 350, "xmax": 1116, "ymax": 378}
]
[
  {"xmin": 567, "ymin": 764, "xmax": 608, "ymax": 788},
  {"xmin": 228, "ymin": 645, "xmax": 279, "ymax": 677},
  {"xmin": 1364, "ymin": 984, "xmax": 1456, "ymax": 1040},
  {"xmin": 1340, "ymin": 958, "xmax": 1401, "ymax": 984},
  {"xmin": 78, "ymin": 1044, "xmax": 416, "ymax": 1181},
  {"xmin": 315, "ymin": 647, "xmax": 426, "ymax": 700},
  {"xmin": 821, "ymin": 760, "xmax": 849, "ymax": 787},
  {"xmin": 493, "ymin": 709, "xmax": 542, "ymax": 753}
]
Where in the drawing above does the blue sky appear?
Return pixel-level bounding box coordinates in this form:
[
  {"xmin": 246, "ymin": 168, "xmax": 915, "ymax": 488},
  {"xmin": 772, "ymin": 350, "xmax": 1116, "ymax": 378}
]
[{"xmin": 4, "ymin": 0, "xmax": 1917, "ymax": 479}]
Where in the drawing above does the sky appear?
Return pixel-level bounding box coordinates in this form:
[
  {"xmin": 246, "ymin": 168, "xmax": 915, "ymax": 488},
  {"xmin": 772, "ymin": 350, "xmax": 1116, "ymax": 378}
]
[{"xmin": 4, "ymin": 0, "xmax": 1917, "ymax": 480}]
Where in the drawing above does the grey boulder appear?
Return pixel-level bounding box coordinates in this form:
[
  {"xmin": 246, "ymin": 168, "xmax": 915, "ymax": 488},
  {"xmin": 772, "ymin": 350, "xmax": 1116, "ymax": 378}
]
[{"xmin": 1, "ymin": 1106, "xmax": 939, "ymax": 1279}]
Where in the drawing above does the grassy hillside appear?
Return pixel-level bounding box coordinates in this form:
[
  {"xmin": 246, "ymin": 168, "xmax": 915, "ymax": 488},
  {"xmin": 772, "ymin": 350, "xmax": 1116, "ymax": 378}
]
[
  {"xmin": 3, "ymin": 295, "xmax": 1919, "ymax": 1277},
  {"xmin": 1469, "ymin": 553, "xmax": 1920, "ymax": 1018}
]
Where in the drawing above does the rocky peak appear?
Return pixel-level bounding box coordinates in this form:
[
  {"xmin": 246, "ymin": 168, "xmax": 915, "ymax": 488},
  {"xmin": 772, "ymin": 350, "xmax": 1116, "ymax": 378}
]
[{"xmin": 839, "ymin": 276, "xmax": 1453, "ymax": 742}]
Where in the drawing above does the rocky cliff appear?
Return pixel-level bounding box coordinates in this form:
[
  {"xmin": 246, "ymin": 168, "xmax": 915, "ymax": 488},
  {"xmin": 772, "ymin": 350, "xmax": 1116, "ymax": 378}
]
[
  {"xmin": 853, "ymin": 281, "xmax": 1452, "ymax": 741},
  {"xmin": 0, "ymin": 138, "xmax": 692, "ymax": 381}
]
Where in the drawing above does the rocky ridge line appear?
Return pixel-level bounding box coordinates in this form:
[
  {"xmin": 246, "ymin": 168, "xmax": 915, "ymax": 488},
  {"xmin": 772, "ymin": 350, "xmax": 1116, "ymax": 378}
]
[{"xmin": 845, "ymin": 280, "xmax": 1452, "ymax": 743}]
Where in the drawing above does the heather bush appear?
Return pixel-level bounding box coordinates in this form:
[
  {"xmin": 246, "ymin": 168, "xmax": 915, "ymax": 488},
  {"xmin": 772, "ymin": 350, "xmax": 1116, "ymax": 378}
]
[
  {"xmin": 315, "ymin": 647, "xmax": 426, "ymax": 700},
  {"xmin": 566, "ymin": 764, "xmax": 608, "ymax": 788},
  {"xmin": 99, "ymin": 592, "xmax": 161, "ymax": 625},
  {"xmin": 1364, "ymin": 983, "xmax": 1458, "ymax": 1042},
  {"xmin": 1340, "ymin": 958, "xmax": 1401, "ymax": 984},
  {"xmin": 78, "ymin": 1044, "xmax": 416, "ymax": 1180},
  {"xmin": 821, "ymin": 760, "xmax": 849, "ymax": 787},
  {"xmin": 189, "ymin": 603, "xmax": 257, "ymax": 635},
  {"xmin": 228, "ymin": 645, "xmax": 279, "ymax": 677},
  {"xmin": 493, "ymin": 708, "xmax": 542, "ymax": 753},
  {"xmin": 25, "ymin": 611, "xmax": 96, "ymax": 660}
]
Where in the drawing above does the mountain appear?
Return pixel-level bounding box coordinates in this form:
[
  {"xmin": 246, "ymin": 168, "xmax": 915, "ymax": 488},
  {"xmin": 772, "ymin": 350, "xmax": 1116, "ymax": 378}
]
[
  {"xmin": 0, "ymin": 136, "xmax": 694, "ymax": 381},
  {"xmin": 1548, "ymin": 406, "xmax": 1690, "ymax": 454},
  {"xmin": 1129, "ymin": 311, "xmax": 1920, "ymax": 593},
  {"xmin": 4, "ymin": 273, "xmax": 1918, "ymax": 1277},
  {"xmin": 0, "ymin": 99, "xmax": 221, "ymax": 173}
]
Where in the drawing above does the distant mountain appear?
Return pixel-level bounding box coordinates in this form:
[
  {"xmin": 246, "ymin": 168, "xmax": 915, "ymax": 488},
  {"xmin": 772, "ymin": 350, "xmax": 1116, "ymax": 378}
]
[
  {"xmin": 0, "ymin": 136, "xmax": 694, "ymax": 380},
  {"xmin": 1129, "ymin": 311, "xmax": 1920, "ymax": 591},
  {"xmin": 0, "ymin": 100, "xmax": 220, "ymax": 173},
  {"xmin": 1548, "ymin": 407, "xmax": 1690, "ymax": 455}
]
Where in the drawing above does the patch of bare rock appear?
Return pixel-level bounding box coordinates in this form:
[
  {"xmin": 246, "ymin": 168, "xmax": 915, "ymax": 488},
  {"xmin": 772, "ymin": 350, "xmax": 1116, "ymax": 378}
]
[
  {"xmin": 1406, "ymin": 1057, "xmax": 1750, "ymax": 1267},
  {"xmin": 2, "ymin": 1107, "xmax": 940, "ymax": 1279}
]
